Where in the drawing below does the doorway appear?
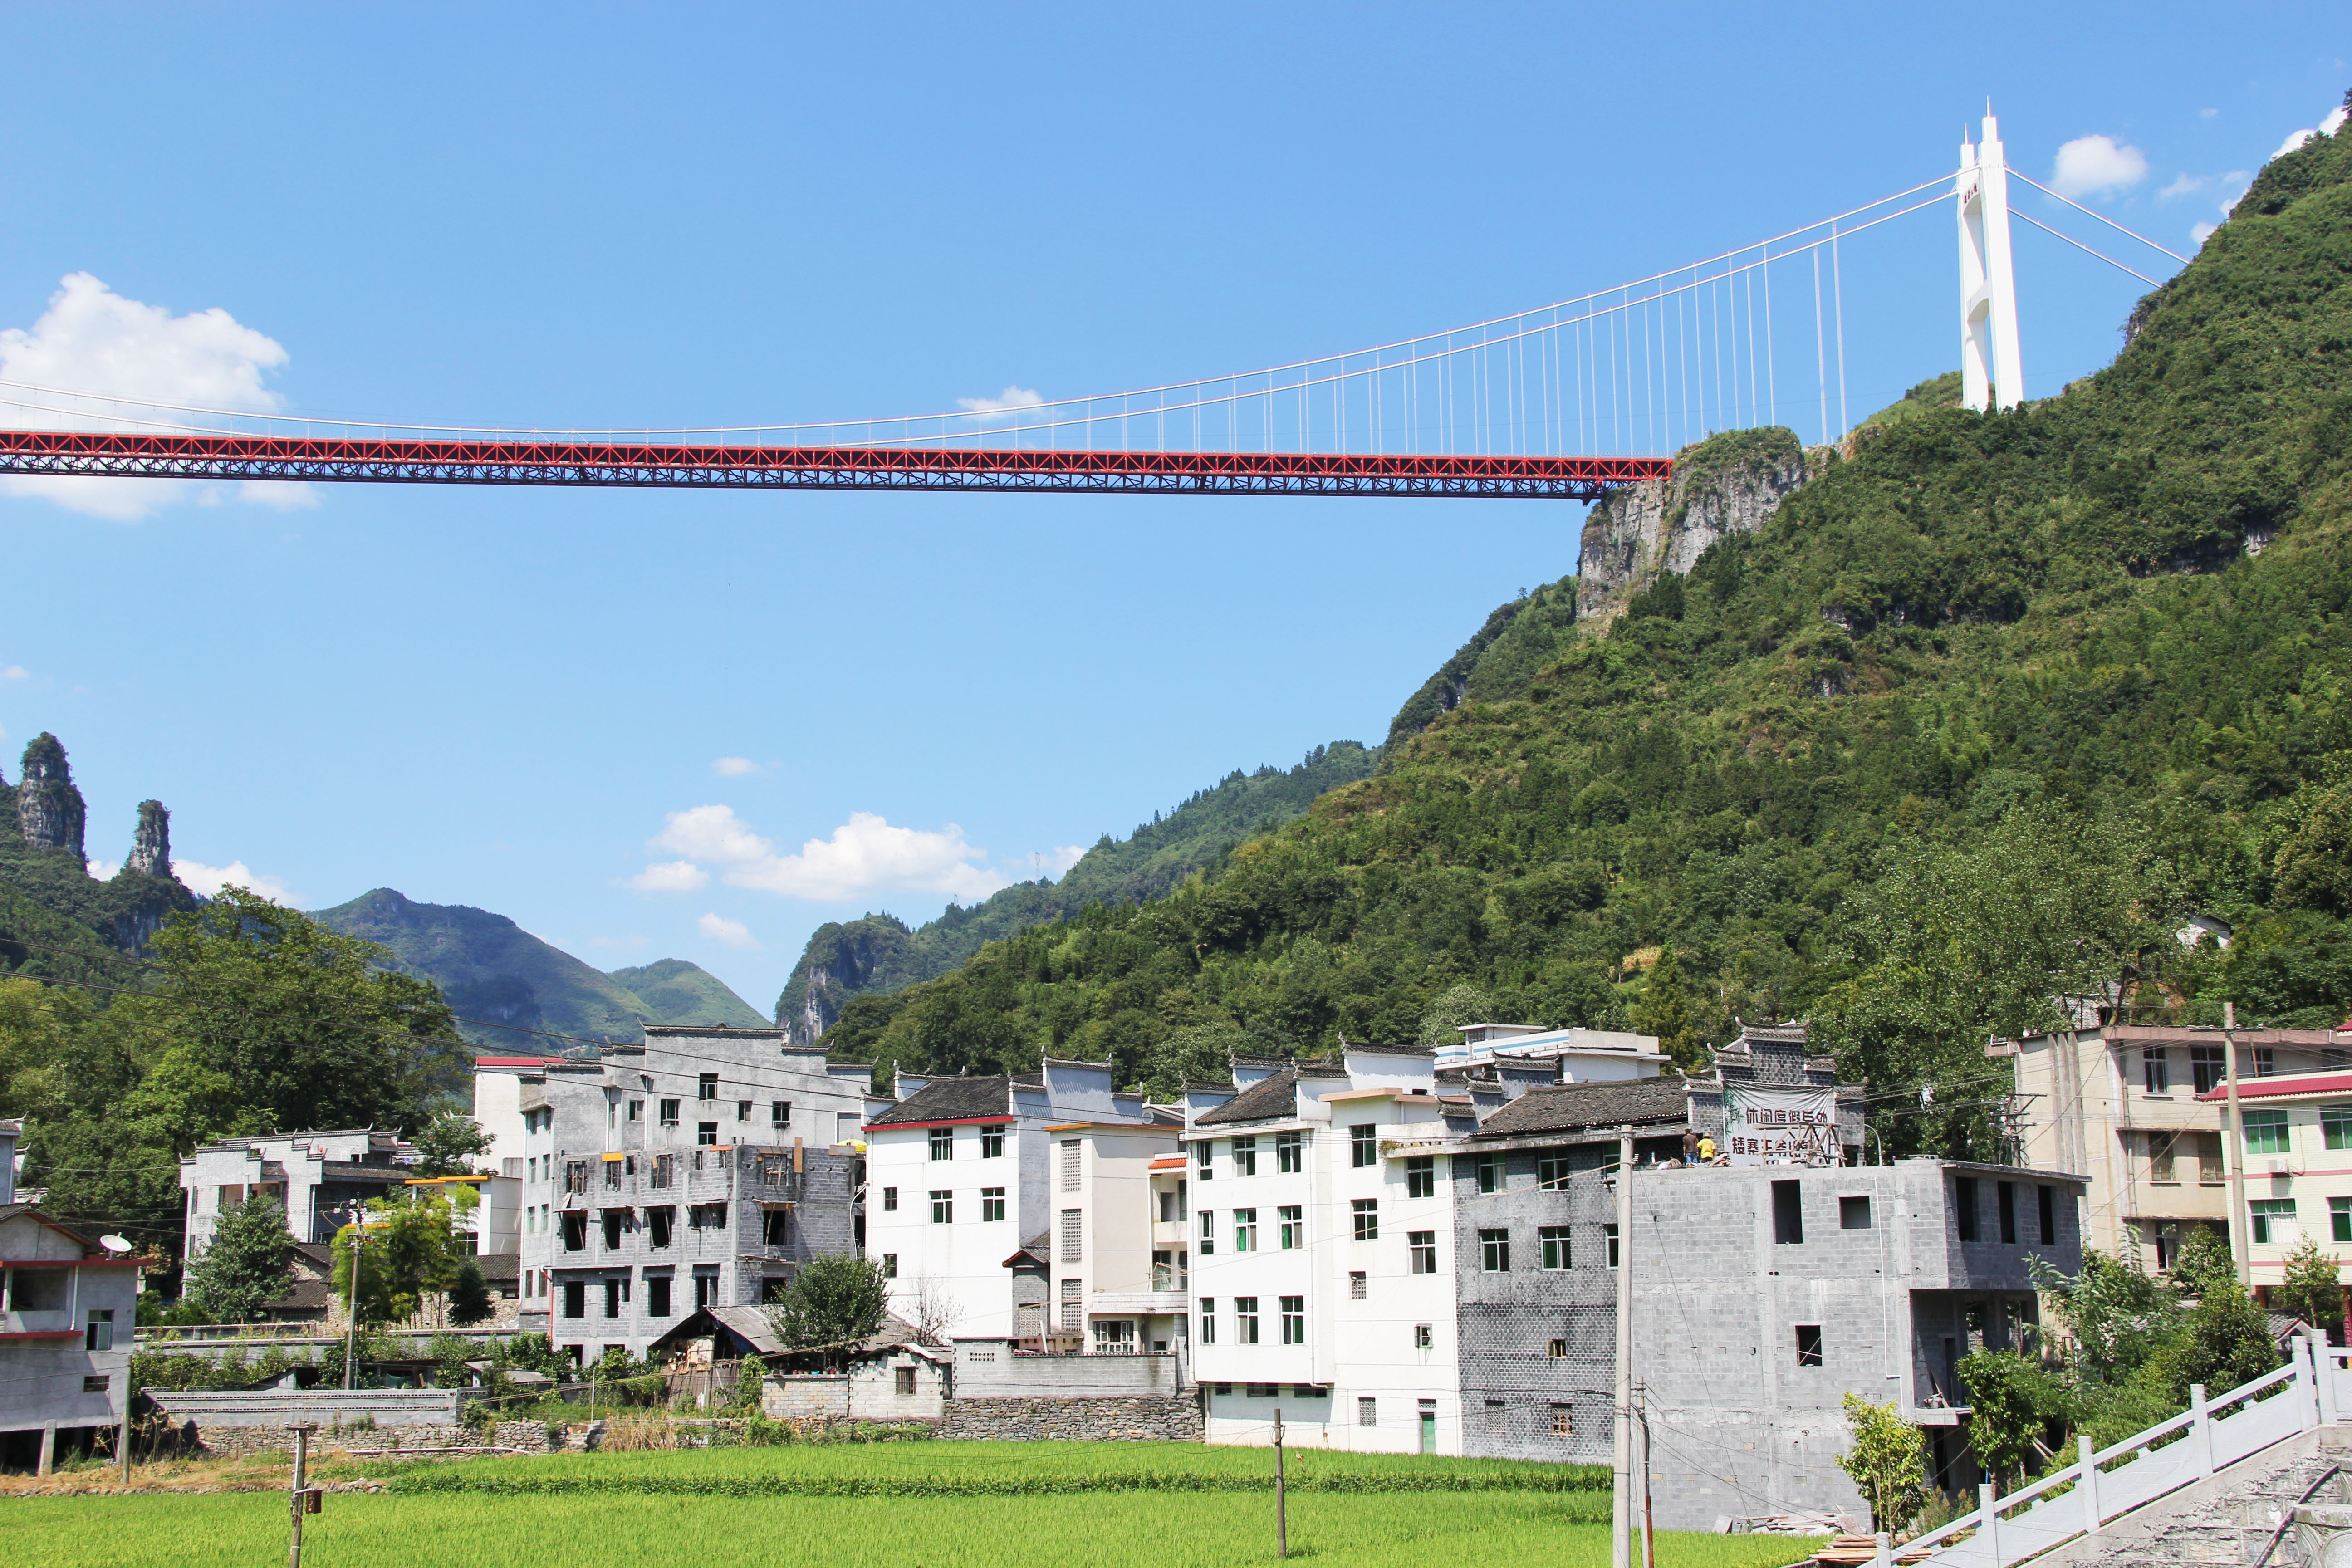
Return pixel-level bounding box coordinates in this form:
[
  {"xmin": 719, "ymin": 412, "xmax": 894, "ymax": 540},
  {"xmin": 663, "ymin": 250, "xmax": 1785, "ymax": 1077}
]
[{"xmin": 1418, "ymin": 1399, "xmax": 1436, "ymax": 1455}]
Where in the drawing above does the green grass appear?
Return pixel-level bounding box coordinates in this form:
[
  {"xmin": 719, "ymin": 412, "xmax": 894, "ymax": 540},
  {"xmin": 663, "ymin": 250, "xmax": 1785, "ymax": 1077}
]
[{"xmin": 0, "ymin": 1491, "xmax": 1822, "ymax": 1568}]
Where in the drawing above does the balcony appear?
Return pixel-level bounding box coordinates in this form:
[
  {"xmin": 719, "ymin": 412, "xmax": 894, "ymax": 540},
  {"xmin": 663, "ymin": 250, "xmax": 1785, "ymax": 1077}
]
[{"xmin": 1088, "ymin": 1290, "xmax": 1189, "ymax": 1316}]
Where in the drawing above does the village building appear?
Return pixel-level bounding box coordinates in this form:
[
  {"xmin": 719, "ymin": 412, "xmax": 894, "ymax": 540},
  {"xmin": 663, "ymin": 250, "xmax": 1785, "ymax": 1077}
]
[
  {"xmin": 502, "ymin": 1025, "xmax": 875, "ymax": 1362},
  {"xmin": 0, "ymin": 1119, "xmax": 138, "ymax": 1475},
  {"xmin": 2190, "ymin": 1067, "xmax": 2352, "ymax": 1331},
  {"xmin": 178, "ymin": 1129, "xmax": 413, "ymax": 1251},
  {"xmin": 1434, "ymin": 1022, "xmax": 1669, "ymax": 1079},
  {"xmin": 861, "ymin": 1059, "xmax": 1178, "ymax": 1343},
  {"xmin": 2006, "ymin": 1024, "xmax": 2344, "ymax": 1272}
]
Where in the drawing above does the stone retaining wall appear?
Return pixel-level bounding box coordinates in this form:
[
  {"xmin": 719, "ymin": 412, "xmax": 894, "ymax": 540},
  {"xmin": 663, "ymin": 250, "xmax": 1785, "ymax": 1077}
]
[
  {"xmin": 177, "ymin": 1421, "xmax": 559, "ymax": 1457},
  {"xmin": 938, "ymin": 1396, "xmax": 1203, "ymax": 1442}
]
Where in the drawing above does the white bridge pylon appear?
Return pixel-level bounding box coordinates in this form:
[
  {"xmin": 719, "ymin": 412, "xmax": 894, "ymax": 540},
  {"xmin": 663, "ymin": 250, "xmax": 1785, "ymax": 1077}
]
[{"xmin": 1957, "ymin": 111, "xmax": 2026, "ymax": 412}]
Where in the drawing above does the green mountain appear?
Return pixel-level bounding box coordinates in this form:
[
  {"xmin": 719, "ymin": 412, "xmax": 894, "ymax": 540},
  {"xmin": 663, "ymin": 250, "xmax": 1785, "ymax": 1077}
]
[
  {"xmin": 817, "ymin": 108, "xmax": 2352, "ymax": 1151},
  {"xmin": 312, "ymin": 888, "xmax": 763, "ymax": 1048},
  {"xmin": 775, "ymin": 742, "xmax": 1379, "ymax": 1039},
  {"xmin": 608, "ymin": 958, "xmax": 768, "ymax": 1028},
  {"xmin": 0, "ymin": 734, "xmax": 200, "ymax": 970}
]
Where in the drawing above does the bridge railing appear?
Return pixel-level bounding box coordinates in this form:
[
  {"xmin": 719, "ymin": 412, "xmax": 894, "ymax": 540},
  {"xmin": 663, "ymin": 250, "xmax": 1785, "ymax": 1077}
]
[{"xmin": 1907, "ymin": 1336, "xmax": 2331, "ymax": 1567}]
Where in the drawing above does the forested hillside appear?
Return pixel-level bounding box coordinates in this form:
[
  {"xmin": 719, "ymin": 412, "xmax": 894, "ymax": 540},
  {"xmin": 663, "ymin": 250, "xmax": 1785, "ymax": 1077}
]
[
  {"xmin": 775, "ymin": 742, "xmax": 1377, "ymax": 1039},
  {"xmin": 823, "ymin": 112, "xmax": 2352, "ymax": 1151}
]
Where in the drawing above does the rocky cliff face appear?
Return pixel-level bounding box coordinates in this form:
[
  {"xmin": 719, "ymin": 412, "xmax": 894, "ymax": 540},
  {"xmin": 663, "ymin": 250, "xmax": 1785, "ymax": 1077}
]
[
  {"xmin": 1576, "ymin": 426, "xmax": 1813, "ymax": 620},
  {"xmin": 126, "ymin": 800, "xmax": 172, "ymax": 877},
  {"xmin": 779, "ymin": 916, "xmax": 913, "ymax": 1043},
  {"xmin": 15, "ymin": 733, "xmax": 87, "ymax": 856}
]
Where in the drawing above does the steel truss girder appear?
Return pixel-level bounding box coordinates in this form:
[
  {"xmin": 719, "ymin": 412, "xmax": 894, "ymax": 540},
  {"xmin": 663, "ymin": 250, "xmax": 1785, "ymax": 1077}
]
[{"xmin": 0, "ymin": 431, "xmax": 1670, "ymax": 500}]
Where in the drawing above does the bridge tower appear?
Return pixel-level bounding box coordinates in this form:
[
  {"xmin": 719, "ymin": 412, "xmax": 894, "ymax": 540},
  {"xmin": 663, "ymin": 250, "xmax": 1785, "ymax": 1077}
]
[{"xmin": 1956, "ymin": 112, "xmax": 2025, "ymax": 412}]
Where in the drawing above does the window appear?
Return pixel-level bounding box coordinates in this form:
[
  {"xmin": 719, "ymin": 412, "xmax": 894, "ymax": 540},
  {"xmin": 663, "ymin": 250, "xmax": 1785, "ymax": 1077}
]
[
  {"xmin": 896, "ymin": 1366, "xmax": 918, "ymax": 1395},
  {"xmin": 1485, "ymin": 1400, "xmax": 1506, "ymax": 1439},
  {"xmin": 1061, "ymin": 1208, "xmax": 1083, "ymax": 1261},
  {"xmin": 1537, "ymin": 1152, "xmax": 1571, "ymax": 1189},
  {"xmin": 1551, "ymin": 1404, "xmax": 1574, "ymax": 1437},
  {"xmin": 931, "ymin": 1191, "xmax": 953, "ymax": 1224},
  {"xmin": 771, "ymin": 1101, "xmax": 791, "ymax": 1128},
  {"xmin": 1416, "ymin": 1323, "xmax": 1434, "ymax": 1349},
  {"xmin": 2244, "ymin": 1110, "xmax": 2291, "ymax": 1156},
  {"xmin": 1839, "ymin": 1195, "xmax": 1872, "ymax": 1230},
  {"xmin": 981, "ymin": 1126, "xmax": 1004, "ymax": 1158},
  {"xmin": 2142, "ymin": 1049, "xmax": 2170, "ymax": 1094},
  {"xmin": 1349, "ymin": 1270, "xmax": 1367, "ymax": 1299},
  {"xmin": 1477, "ymin": 1154, "xmax": 1500, "ymax": 1194},
  {"xmin": 1280, "ymin": 1296, "xmax": 1305, "ymax": 1344},
  {"xmin": 647, "ymin": 1276, "xmax": 671, "ymax": 1317},
  {"xmin": 605, "ymin": 1159, "xmax": 623, "ymax": 1190},
  {"xmin": 982, "ymin": 1187, "xmax": 1006, "ymax": 1222},
  {"xmin": 2191, "ymin": 1044, "xmax": 2227, "ymax": 1095},
  {"xmin": 1547, "ymin": 1338, "xmax": 1567, "ymax": 1359},
  {"xmin": 695, "ymin": 1273, "xmax": 717, "ymax": 1310},
  {"xmin": 1196, "ymin": 1141, "xmax": 1214, "ymax": 1180},
  {"xmin": 627, "ymin": 1099, "xmax": 642, "ymax": 1122},
  {"xmin": 1358, "ymin": 1396, "xmax": 1377, "ymax": 1427},
  {"xmin": 697, "ymin": 1122, "xmax": 718, "ymax": 1147},
  {"xmin": 563, "ymin": 1280, "xmax": 586, "ymax": 1318},
  {"xmin": 1406, "ymin": 1155, "xmax": 1435, "ymax": 1197},
  {"xmin": 609, "ymin": 1099, "xmax": 619, "ymax": 1130},
  {"xmin": 84, "ymin": 1375, "xmax": 110, "ymax": 1393},
  {"xmin": 2200, "ymin": 1134, "xmax": 2226, "ymax": 1186},
  {"xmin": 659, "ymin": 1099, "xmax": 679, "ymax": 1127},
  {"xmin": 1199, "ymin": 1209, "xmax": 1215, "ymax": 1255},
  {"xmin": 1539, "ymin": 1225, "xmax": 1571, "ymax": 1270},
  {"xmin": 1480, "ymin": 1228, "xmax": 1511, "ymax": 1272},
  {"xmin": 84, "ymin": 1309, "xmax": 114, "ymax": 1352},
  {"xmin": 1795, "ymin": 1324, "xmax": 1824, "ymax": 1367},
  {"xmin": 1279, "ymin": 1205, "xmax": 1303, "ymax": 1249},
  {"xmin": 603, "ymin": 1210, "xmax": 625, "ymax": 1249},
  {"xmin": 1235, "ymin": 1297, "xmax": 1259, "ymax": 1343},
  {"xmin": 1409, "ymin": 1230, "xmax": 1437, "ymax": 1274},
  {"xmin": 604, "ymin": 1277, "xmax": 627, "ymax": 1318},
  {"xmin": 2251, "ymin": 1197, "xmax": 2298, "ymax": 1245},
  {"xmin": 565, "ymin": 1158, "xmax": 590, "ymax": 1194},
  {"xmin": 737, "ymin": 1100, "xmax": 751, "ymax": 1122},
  {"xmin": 1233, "ymin": 1208, "xmax": 1258, "ymax": 1252},
  {"xmin": 1276, "ymin": 1131, "xmax": 1303, "ymax": 1173},
  {"xmin": 1998, "ymin": 1182, "xmax": 2019, "ymax": 1244},
  {"xmin": 1352, "ymin": 1199, "xmax": 1378, "ymax": 1241},
  {"xmin": 2334, "ymin": 1197, "xmax": 2351, "ymax": 1245},
  {"xmin": 2257, "ymin": 1047, "xmax": 2277, "ymax": 1077},
  {"xmin": 881, "ymin": 1254, "xmax": 898, "ymax": 1278},
  {"xmin": 2149, "ymin": 1131, "xmax": 2179, "ymax": 1183},
  {"xmin": 1233, "ymin": 1136, "xmax": 1258, "ymax": 1176},
  {"xmin": 690, "ymin": 1201, "xmax": 728, "ymax": 1230},
  {"xmin": 2326, "ymin": 1107, "xmax": 2352, "ymax": 1151},
  {"xmin": 561, "ymin": 1212, "xmax": 588, "ymax": 1252},
  {"xmin": 2038, "ymin": 1186, "xmax": 2057, "ymax": 1246},
  {"xmin": 1199, "ymin": 1298, "xmax": 1216, "ymax": 1343},
  {"xmin": 1605, "ymin": 1223, "xmax": 1620, "ymax": 1269},
  {"xmin": 1351, "ymin": 1124, "xmax": 1377, "ymax": 1167},
  {"xmin": 931, "ymin": 1128, "xmax": 954, "ymax": 1161},
  {"xmin": 647, "ymin": 1206, "xmax": 674, "ymax": 1249},
  {"xmin": 763, "ymin": 1210, "xmax": 791, "ymax": 1245},
  {"xmin": 1153, "ymin": 1250, "xmax": 1177, "ymax": 1290},
  {"xmin": 1772, "ymin": 1180, "xmax": 1804, "ymax": 1245},
  {"xmin": 882, "ymin": 1186, "xmax": 898, "ymax": 1212},
  {"xmin": 698, "ymin": 1072, "xmax": 718, "ymax": 1101},
  {"xmin": 1955, "ymin": 1176, "xmax": 1980, "ymax": 1241}
]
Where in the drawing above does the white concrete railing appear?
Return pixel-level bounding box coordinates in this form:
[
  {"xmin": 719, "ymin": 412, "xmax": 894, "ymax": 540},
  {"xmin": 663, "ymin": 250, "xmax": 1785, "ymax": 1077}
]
[{"xmin": 1911, "ymin": 1336, "xmax": 2339, "ymax": 1566}]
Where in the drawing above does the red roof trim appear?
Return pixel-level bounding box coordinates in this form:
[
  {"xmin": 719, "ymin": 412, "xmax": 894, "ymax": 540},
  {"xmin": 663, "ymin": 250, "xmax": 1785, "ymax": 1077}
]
[
  {"xmin": 2197, "ymin": 1072, "xmax": 2352, "ymax": 1102},
  {"xmin": 0, "ymin": 1330, "xmax": 81, "ymax": 1341}
]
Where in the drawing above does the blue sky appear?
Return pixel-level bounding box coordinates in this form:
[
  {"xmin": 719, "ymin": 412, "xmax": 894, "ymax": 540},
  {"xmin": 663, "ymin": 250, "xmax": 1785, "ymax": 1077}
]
[{"xmin": 1, "ymin": 3, "xmax": 2343, "ymax": 1016}]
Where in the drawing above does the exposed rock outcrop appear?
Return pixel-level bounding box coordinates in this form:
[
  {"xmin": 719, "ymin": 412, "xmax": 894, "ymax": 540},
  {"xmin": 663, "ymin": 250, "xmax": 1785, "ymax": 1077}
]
[
  {"xmin": 1576, "ymin": 426, "xmax": 1813, "ymax": 620},
  {"xmin": 126, "ymin": 800, "xmax": 172, "ymax": 877},
  {"xmin": 780, "ymin": 916, "xmax": 914, "ymax": 1043},
  {"xmin": 15, "ymin": 733, "xmax": 87, "ymax": 856}
]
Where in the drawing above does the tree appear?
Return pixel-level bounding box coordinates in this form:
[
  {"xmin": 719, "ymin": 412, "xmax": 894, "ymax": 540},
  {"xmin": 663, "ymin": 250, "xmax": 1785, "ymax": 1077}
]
[
  {"xmin": 2030, "ymin": 1251, "xmax": 2183, "ymax": 1386},
  {"xmin": 1956, "ymin": 1348, "xmax": 2065, "ymax": 1495},
  {"xmin": 447, "ymin": 1259, "xmax": 494, "ymax": 1327},
  {"xmin": 333, "ymin": 1191, "xmax": 464, "ymax": 1325},
  {"xmin": 2153, "ymin": 1272, "xmax": 2281, "ymax": 1402},
  {"xmin": 2276, "ymin": 1235, "xmax": 2345, "ymax": 1343},
  {"xmin": 180, "ymin": 1195, "xmax": 294, "ymax": 1322},
  {"xmin": 1416, "ymin": 982, "xmax": 1500, "ymax": 1049},
  {"xmin": 768, "ymin": 1252, "xmax": 888, "ymax": 1362},
  {"xmin": 2169, "ymin": 1225, "xmax": 2238, "ymax": 1301},
  {"xmin": 1837, "ymin": 1392, "xmax": 1929, "ymax": 1535},
  {"xmin": 412, "ymin": 1110, "xmax": 492, "ymax": 1177},
  {"xmin": 908, "ymin": 1275, "xmax": 965, "ymax": 1346},
  {"xmin": 1629, "ymin": 947, "xmax": 1701, "ymax": 1068}
]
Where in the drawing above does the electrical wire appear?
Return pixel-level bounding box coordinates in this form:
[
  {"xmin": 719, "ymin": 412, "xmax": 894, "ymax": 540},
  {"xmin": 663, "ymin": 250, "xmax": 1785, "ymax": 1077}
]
[{"xmin": 2011, "ymin": 211, "xmax": 2161, "ymax": 287}]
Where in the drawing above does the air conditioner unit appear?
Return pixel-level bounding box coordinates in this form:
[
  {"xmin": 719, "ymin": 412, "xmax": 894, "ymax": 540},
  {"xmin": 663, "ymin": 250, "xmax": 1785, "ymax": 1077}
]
[{"xmin": 2269, "ymin": 1160, "xmax": 2294, "ymax": 1176}]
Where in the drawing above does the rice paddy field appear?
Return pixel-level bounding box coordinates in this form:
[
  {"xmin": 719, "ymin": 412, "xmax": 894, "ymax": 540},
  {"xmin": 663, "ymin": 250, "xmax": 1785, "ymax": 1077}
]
[{"xmin": 0, "ymin": 1442, "xmax": 1823, "ymax": 1568}]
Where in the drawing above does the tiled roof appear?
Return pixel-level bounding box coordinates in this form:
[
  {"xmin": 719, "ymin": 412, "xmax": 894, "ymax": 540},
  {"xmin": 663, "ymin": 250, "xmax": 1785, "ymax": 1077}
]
[
  {"xmin": 1196, "ymin": 1067, "xmax": 1300, "ymax": 1126},
  {"xmin": 1346, "ymin": 1043, "xmax": 1435, "ymax": 1058},
  {"xmin": 2196, "ymin": 1070, "xmax": 2352, "ymax": 1101},
  {"xmin": 867, "ymin": 1076, "xmax": 1013, "ymax": 1127},
  {"xmin": 1470, "ymin": 1077, "xmax": 1690, "ymax": 1138}
]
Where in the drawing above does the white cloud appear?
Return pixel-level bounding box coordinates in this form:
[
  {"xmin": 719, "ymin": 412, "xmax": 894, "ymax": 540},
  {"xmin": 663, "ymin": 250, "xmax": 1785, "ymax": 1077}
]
[
  {"xmin": 957, "ymin": 384, "xmax": 1045, "ymax": 414},
  {"xmin": 2327, "ymin": 106, "xmax": 2351, "ymax": 137},
  {"xmin": 2192, "ymin": 221, "xmax": 2220, "ymax": 245},
  {"xmin": 2158, "ymin": 173, "xmax": 2208, "ymax": 201},
  {"xmin": 643, "ymin": 804, "xmax": 1007, "ymax": 902},
  {"xmin": 1039, "ymin": 845, "xmax": 1088, "ymax": 876},
  {"xmin": 86, "ymin": 858, "xmax": 118, "ymax": 880},
  {"xmin": 2051, "ymin": 135, "xmax": 2150, "ymax": 199},
  {"xmin": 173, "ymin": 858, "xmax": 296, "ymax": 904},
  {"xmin": 2275, "ymin": 127, "xmax": 2317, "ymax": 161},
  {"xmin": 698, "ymin": 912, "xmax": 760, "ymax": 950},
  {"xmin": 627, "ymin": 859, "xmax": 709, "ymax": 892},
  {"xmin": 0, "ymin": 666, "xmax": 27, "ymax": 680},
  {"xmin": 2200, "ymin": 108, "xmax": 2219, "ymax": 120},
  {"xmin": 0, "ymin": 273, "xmax": 292, "ymax": 521},
  {"xmin": 711, "ymin": 756, "xmax": 762, "ymax": 777}
]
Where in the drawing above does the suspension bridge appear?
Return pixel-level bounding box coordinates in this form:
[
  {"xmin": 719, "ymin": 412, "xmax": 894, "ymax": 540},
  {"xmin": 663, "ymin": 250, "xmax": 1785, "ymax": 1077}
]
[{"xmin": 0, "ymin": 117, "xmax": 2179, "ymax": 503}]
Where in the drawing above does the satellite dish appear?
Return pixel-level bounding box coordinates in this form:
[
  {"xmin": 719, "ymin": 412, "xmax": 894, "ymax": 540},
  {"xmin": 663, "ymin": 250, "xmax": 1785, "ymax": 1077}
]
[{"xmin": 99, "ymin": 1235, "xmax": 133, "ymax": 1254}]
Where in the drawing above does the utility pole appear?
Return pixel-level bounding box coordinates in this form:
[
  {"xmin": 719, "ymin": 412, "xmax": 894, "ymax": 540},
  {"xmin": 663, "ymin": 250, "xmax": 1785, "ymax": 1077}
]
[
  {"xmin": 1636, "ymin": 1379, "xmax": 1655, "ymax": 1568},
  {"xmin": 341, "ymin": 1204, "xmax": 364, "ymax": 1391},
  {"xmin": 1612, "ymin": 1126, "xmax": 1635, "ymax": 1568},
  {"xmin": 2223, "ymin": 1003, "xmax": 2252, "ymax": 1287},
  {"xmin": 1274, "ymin": 1404, "xmax": 1288, "ymax": 1560},
  {"xmin": 287, "ymin": 1423, "xmax": 316, "ymax": 1568}
]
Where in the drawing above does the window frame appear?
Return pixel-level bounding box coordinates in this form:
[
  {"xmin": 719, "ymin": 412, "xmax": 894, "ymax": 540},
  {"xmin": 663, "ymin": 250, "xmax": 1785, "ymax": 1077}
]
[
  {"xmin": 981, "ymin": 1186, "xmax": 1006, "ymax": 1222},
  {"xmin": 1406, "ymin": 1154, "xmax": 1436, "ymax": 1198},
  {"xmin": 1479, "ymin": 1227, "xmax": 1511, "ymax": 1272},
  {"xmin": 1235, "ymin": 1296, "xmax": 1260, "ymax": 1344},
  {"xmin": 2243, "ymin": 1110, "xmax": 2291, "ymax": 1156},
  {"xmin": 1233, "ymin": 1136, "xmax": 1258, "ymax": 1177},
  {"xmin": 981, "ymin": 1126, "xmax": 1005, "ymax": 1159},
  {"xmin": 1408, "ymin": 1229, "xmax": 1436, "ymax": 1274},
  {"xmin": 1477, "ymin": 1153, "xmax": 1501, "ymax": 1194},
  {"xmin": 930, "ymin": 1189, "xmax": 953, "ymax": 1225},
  {"xmin": 1350, "ymin": 1123, "xmax": 1377, "ymax": 1168},
  {"xmin": 1351, "ymin": 1198, "xmax": 1379, "ymax": 1241},
  {"xmin": 1278, "ymin": 1204, "xmax": 1303, "ymax": 1250},
  {"xmin": 1233, "ymin": 1207, "xmax": 1258, "ymax": 1252},
  {"xmin": 1539, "ymin": 1224, "xmax": 1571, "ymax": 1270},
  {"xmin": 1275, "ymin": 1131, "xmax": 1303, "ymax": 1173},
  {"xmin": 930, "ymin": 1127, "xmax": 954, "ymax": 1161},
  {"xmin": 1279, "ymin": 1295, "xmax": 1305, "ymax": 1345}
]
